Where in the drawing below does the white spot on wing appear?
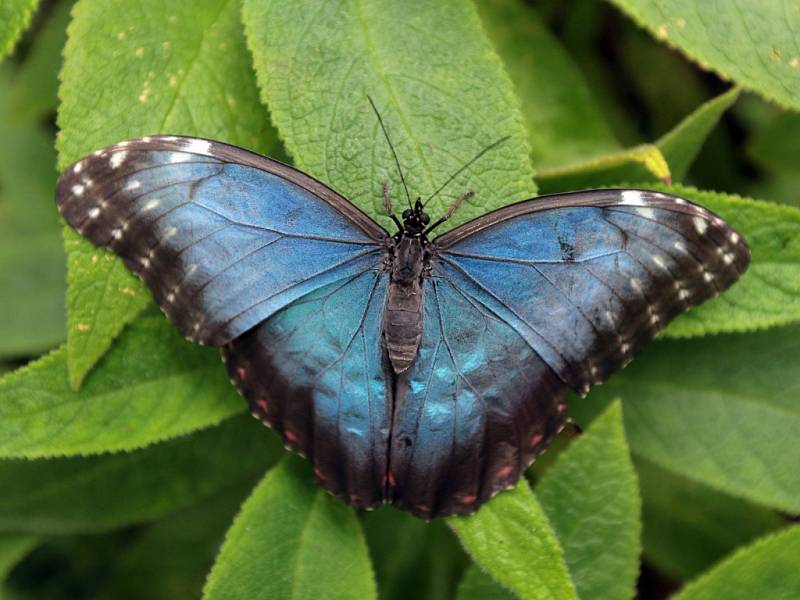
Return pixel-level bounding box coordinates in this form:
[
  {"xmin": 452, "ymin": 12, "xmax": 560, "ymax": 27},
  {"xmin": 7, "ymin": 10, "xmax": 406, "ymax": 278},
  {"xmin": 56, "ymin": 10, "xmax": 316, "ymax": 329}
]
[
  {"xmin": 673, "ymin": 241, "xmax": 687, "ymax": 253},
  {"xmin": 110, "ymin": 152, "xmax": 127, "ymax": 169},
  {"xmin": 621, "ymin": 190, "xmax": 646, "ymax": 206},
  {"xmin": 125, "ymin": 180, "xmax": 141, "ymax": 191},
  {"xmin": 143, "ymin": 198, "xmax": 161, "ymax": 211},
  {"xmin": 88, "ymin": 207, "xmax": 100, "ymax": 219},
  {"xmin": 73, "ymin": 161, "xmax": 83, "ymax": 174},
  {"xmin": 723, "ymin": 253, "xmax": 735, "ymax": 265},
  {"xmin": 693, "ymin": 216, "xmax": 708, "ymax": 235},
  {"xmin": 651, "ymin": 254, "xmax": 667, "ymax": 269},
  {"xmin": 169, "ymin": 152, "xmax": 191, "ymax": 163},
  {"xmin": 72, "ymin": 184, "xmax": 85, "ymax": 196},
  {"xmin": 729, "ymin": 232, "xmax": 740, "ymax": 244},
  {"xmin": 636, "ymin": 207, "xmax": 656, "ymax": 219},
  {"xmin": 184, "ymin": 139, "xmax": 212, "ymax": 155}
]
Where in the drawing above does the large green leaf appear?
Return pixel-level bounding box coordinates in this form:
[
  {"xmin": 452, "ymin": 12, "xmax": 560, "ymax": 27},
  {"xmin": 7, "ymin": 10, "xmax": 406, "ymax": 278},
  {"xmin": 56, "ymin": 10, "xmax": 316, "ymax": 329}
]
[
  {"xmin": 203, "ymin": 456, "xmax": 377, "ymax": 600},
  {"xmin": 457, "ymin": 566, "xmax": 515, "ymax": 600},
  {"xmin": 475, "ymin": 0, "xmax": 619, "ymax": 169},
  {"xmin": 672, "ymin": 527, "xmax": 800, "ymax": 600},
  {"xmin": 0, "ymin": 94, "xmax": 65, "ymax": 357},
  {"xmin": 7, "ymin": 0, "xmax": 72, "ymax": 123},
  {"xmin": 0, "ymin": 0, "xmax": 39, "ymax": 61},
  {"xmin": 536, "ymin": 88, "xmax": 739, "ymax": 192},
  {"xmin": 448, "ymin": 481, "xmax": 577, "ymax": 600},
  {"xmin": 0, "ymin": 316, "xmax": 243, "ymax": 459},
  {"xmin": 0, "ymin": 415, "xmax": 280, "ymax": 534},
  {"xmin": 243, "ymin": 0, "xmax": 536, "ymax": 231},
  {"xmin": 638, "ymin": 458, "xmax": 784, "ymax": 581},
  {"xmin": 658, "ymin": 185, "xmax": 800, "ymax": 337},
  {"xmin": 57, "ymin": 0, "xmax": 277, "ymax": 389},
  {"xmin": 572, "ymin": 325, "xmax": 800, "ymax": 515},
  {"xmin": 537, "ymin": 401, "xmax": 641, "ymax": 600},
  {"xmin": 608, "ymin": 0, "xmax": 800, "ymax": 112}
]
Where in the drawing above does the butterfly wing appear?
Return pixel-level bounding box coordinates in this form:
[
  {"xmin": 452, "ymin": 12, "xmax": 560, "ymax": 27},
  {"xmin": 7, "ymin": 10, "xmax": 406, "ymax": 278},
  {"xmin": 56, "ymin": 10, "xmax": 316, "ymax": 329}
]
[
  {"xmin": 56, "ymin": 136, "xmax": 388, "ymax": 346},
  {"xmin": 388, "ymin": 189, "xmax": 749, "ymax": 517},
  {"xmin": 223, "ymin": 269, "xmax": 392, "ymax": 509}
]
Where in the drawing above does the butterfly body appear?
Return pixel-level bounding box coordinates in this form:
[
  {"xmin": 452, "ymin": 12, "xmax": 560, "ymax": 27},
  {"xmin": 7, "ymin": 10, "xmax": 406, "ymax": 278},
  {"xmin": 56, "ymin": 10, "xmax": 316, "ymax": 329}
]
[{"xmin": 56, "ymin": 135, "xmax": 749, "ymax": 519}]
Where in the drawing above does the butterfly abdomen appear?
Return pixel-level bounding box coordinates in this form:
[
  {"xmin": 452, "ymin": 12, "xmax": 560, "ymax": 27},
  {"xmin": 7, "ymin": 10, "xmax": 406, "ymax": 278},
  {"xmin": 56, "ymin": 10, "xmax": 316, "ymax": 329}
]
[{"xmin": 385, "ymin": 236, "xmax": 426, "ymax": 373}]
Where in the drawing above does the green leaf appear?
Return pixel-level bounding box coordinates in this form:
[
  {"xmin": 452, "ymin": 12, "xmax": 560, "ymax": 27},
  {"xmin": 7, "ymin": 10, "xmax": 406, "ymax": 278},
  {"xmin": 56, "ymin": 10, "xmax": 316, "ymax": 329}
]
[
  {"xmin": 536, "ymin": 144, "xmax": 670, "ymax": 193},
  {"xmin": 0, "ymin": 415, "xmax": 280, "ymax": 534},
  {"xmin": 7, "ymin": 0, "xmax": 72, "ymax": 123},
  {"xmin": 58, "ymin": 0, "xmax": 277, "ymax": 389},
  {"xmin": 203, "ymin": 455, "xmax": 377, "ymax": 600},
  {"xmin": 475, "ymin": 0, "xmax": 620, "ymax": 169},
  {"xmin": 457, "ymin": 566, "xmax": 515, "ymax": 600},
  {"xmin": 448, "ymin": 481, "xmax": 577, "ymax": 600},
  {"xmin": 536, "ymin": 88, "xmax": 739, "ymax": 193},
  {"xmin": 242, "ymin": 0, "xmax": 536, "ymax": 232},
  {"xmin": 0, "ymin": 535, "xmax": 37, "ymax": 593},
  {"xmin": 98, "ymin": 487, "xmax": 249, "ymax": 600},
  {"xmin": 638, "ymin": 458, "xmax": 784, "ymax": 581},
  {"xmin": 537, "ymin": 400, "xmax": 641, "ymax": 600},
  {"xmin": 672, "ymin": 527, "xmax": 800, "ymax": 600},
  {"xmin": 656, "ymin": 185, "xmax": 800, "ymax": 337},
  {"xmin": 0, "ymin": 315, "xmax": 243, "ymax": 459},
  {"xmin": 608, "ymin": 0, "xmax": 800, "ymax": 112},
  {"xmin": 0, "ymin": 102, "xmax": 65, "ymax": 357},
  {"xmin": 0, "ymin": 0, "xmax": 39, "ymax": 61},
  {"xmin": 573, "ymin": 325, "xmax": 800, "ymax": 515},
  {"xmin": 658, "ymin": 87, "xmax": 740, "ymax": 181},
  {"xmin": 363, "ymin": 508, "xmax": 467, "ymax": 600}
]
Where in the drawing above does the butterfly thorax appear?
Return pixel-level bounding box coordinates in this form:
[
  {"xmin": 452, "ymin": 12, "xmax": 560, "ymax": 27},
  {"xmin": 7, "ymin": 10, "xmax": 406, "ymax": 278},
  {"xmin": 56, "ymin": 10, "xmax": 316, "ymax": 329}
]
[{"xmin": 384, "ymin": 232, "xmax": 428, "ymax": 374}]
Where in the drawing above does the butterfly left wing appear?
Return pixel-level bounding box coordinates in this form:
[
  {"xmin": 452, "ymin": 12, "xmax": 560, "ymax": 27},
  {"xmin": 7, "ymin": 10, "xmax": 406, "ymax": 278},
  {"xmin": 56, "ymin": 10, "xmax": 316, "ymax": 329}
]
[
  {"xmin": 388, "ymin": 189, "xmax": 748, "ymax": 518},
  {"xmin": 56, "ymin": 136, "xmax": 388, "ymax": 346}
]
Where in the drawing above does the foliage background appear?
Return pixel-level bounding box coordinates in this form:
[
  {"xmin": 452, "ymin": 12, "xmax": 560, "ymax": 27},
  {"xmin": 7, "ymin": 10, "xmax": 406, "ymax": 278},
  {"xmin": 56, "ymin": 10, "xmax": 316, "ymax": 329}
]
[{"xmin": 1, "ymin": 0, "xmax": 799, "ymax": 598}]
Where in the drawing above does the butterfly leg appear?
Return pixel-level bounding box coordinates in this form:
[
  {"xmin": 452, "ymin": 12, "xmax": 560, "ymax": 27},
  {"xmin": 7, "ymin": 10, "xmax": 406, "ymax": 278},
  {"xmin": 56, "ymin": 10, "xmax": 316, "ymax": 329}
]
[
  {"xmin": 383, "ymin": 180, "xmax": 404, "ymax": 233},
  {"xmin": 423, "ymin": 190, "xmax": 474, "ymax": 235}
]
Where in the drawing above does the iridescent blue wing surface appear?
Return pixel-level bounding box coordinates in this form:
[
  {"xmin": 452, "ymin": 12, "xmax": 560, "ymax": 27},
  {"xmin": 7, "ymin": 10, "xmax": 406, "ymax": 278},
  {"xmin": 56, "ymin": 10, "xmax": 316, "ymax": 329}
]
[
  {"xmin": 56, "ymin": 136, "xmax": 388, "ymax": 345},
  {"xmin": 223, "ymin": 270, "xmax": 391, "ymax": 509},
  {"xmin": 388, "ymin": 189, "xmax": 749, "ymax": 517}
]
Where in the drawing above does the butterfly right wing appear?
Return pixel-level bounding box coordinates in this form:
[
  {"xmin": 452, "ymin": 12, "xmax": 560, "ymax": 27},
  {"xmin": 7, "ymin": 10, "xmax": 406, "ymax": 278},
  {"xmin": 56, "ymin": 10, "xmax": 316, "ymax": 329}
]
[
  {"xmin": 56, "ymin": 136, "xmax": 388, "ymax": 347},
  {"xmin": 224, "ymin": 269, "xmax": 393, "ymax": 510}
]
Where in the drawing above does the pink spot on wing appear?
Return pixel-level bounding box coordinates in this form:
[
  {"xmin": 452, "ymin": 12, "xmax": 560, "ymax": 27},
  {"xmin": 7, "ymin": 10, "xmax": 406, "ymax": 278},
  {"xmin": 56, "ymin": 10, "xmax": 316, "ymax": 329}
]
[
  {"xmin": 384, "ymin": 471, "xmax": 397, "ymax": 487},
  {"xmin": 255, "ymin": 398, "xmax": 269, "ymax": 412},
  {"xmin": 529, "ymin": 433, "xmax": 544, "ymax": 447},
  {"xmin": 556, "ymin": 403, "xmax": 567, "ymax": 414},
  {"xmin": 236, "ymin": 366, "xmax": 247, "ymax": 380},
  {"xmin": 458, "ymin": 494, "xmax": 477, "ymax": 504},
  {"xmin": 497, "ymin": 465, "xmax": 514, "ymax": 479},
  {"xmin": 285, "ymin": 430, "xmax": 298, "ymax": 443},
  {"xmin": 314, "ymin": 467, "xmax": 326, "ymax": 481},
  {"xmin": 415, "ymin": 503, "xmax": 431, "ymax": 513}
]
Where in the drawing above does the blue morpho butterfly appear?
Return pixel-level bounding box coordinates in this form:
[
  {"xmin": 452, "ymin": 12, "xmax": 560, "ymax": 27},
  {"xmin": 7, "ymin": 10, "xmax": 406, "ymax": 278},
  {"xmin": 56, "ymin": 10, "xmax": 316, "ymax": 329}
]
[{"xmin": 56, "ymin": 102, "xmax": 749, "ymax": 519}]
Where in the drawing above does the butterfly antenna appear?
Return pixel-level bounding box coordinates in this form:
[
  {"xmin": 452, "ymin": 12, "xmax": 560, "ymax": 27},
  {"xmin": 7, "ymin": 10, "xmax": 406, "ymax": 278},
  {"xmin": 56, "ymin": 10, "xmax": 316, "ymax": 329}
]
[
  {"xmin": 422, "ymin": 135, "xmax": 511, "ymax": 208},
  {"xmin": 367, "ymin": 95, "xmax": 413, "ymax": 210}
]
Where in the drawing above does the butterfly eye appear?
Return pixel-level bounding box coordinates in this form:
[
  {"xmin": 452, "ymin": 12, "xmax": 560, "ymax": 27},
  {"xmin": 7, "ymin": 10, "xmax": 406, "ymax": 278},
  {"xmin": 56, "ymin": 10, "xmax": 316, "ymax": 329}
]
[
  {"xmin": 402, "ymin": 209, "xmax": 412, "ymax": 219},
  {"xmin": 421, "ymin": 213, "xmax": 430, "ymax": 225}
]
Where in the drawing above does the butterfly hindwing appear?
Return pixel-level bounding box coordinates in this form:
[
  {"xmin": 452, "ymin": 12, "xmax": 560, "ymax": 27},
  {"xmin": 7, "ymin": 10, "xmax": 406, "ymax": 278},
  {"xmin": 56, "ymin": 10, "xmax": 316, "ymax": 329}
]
[
  {"xmin": 433, "ymin": 189, "xmax": 749, "ymax": 394},
  {"xmin": 224, "ymin": 269, "xmax": 392, "ymax": 509},
  {"xmin": 56, "ymin": 136, "xmax": 388, "ymax": 346},
  {"xmin": 387, "ymin": 276, "xmax": 568, "ymax": 518}
]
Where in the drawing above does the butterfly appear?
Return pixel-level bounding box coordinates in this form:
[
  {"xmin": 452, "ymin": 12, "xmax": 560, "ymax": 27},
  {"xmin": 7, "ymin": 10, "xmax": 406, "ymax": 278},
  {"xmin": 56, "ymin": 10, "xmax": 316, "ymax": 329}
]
[{"xmin": 56, "ymin": 127, "xmax": 749, "ymax": 519}]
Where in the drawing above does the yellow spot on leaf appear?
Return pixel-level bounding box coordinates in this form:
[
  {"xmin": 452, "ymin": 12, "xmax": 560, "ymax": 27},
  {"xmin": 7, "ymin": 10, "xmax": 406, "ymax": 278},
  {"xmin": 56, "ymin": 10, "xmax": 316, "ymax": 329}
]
[
  {"xmin": 135, "ymin": 47, "xmax": 145, "ymax": 57},
  {"xmin": 675, "ymin": 18, "xmax": 686, "ymax": 28},
  {"xmin": 116, "ymin": 31, "xmax": 126, "ymax": 41},
  {"xmin": 226, "ymin": 94, "xmax": 236, "ymax": 107},
  {"xmin": 169, "ymin": 75, "xmax": 177, "ymax": 87},
  {"xmin": 77, "ymin": 323, "xmax": 91, "ymax": 332},
  {"xmin": 656, "ymin": 25, "xmax": 669, "ymax": 40},
  {"xmin": 162, "ymin": 41, "xmax": 171, "ymax": 50},
  {"xmin": 790, "ymin": 57, "xmax": 799, "ymax": 68},
  {"xmin": 168, "ymin": 15, "xmax": 177, "ymax": 23},
  {"xmin": 120, "ymin": 287, "xmax": 137, "ymax": 297},
  {"xmin": 91, "ymin": 255, "xmax": 99, "ymax": 264}
]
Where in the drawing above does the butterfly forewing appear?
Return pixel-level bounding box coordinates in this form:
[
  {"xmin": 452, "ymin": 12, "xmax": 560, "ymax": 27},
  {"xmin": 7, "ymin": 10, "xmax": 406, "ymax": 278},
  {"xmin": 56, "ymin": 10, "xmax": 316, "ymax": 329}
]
[
  {"xmin": 432, "ymin": 189, "xmax": 749, "ymax": 394},
  {"xmin": 56, "ymin": 136, "xmax": 388, "ymax": 346}
]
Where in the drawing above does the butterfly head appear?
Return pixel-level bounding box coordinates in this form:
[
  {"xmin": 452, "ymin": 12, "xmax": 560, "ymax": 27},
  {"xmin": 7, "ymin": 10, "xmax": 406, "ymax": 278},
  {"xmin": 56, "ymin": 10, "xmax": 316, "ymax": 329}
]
[{"xmin": 401, "ymin": 198, "xmax": 431, "ymax": 236}]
